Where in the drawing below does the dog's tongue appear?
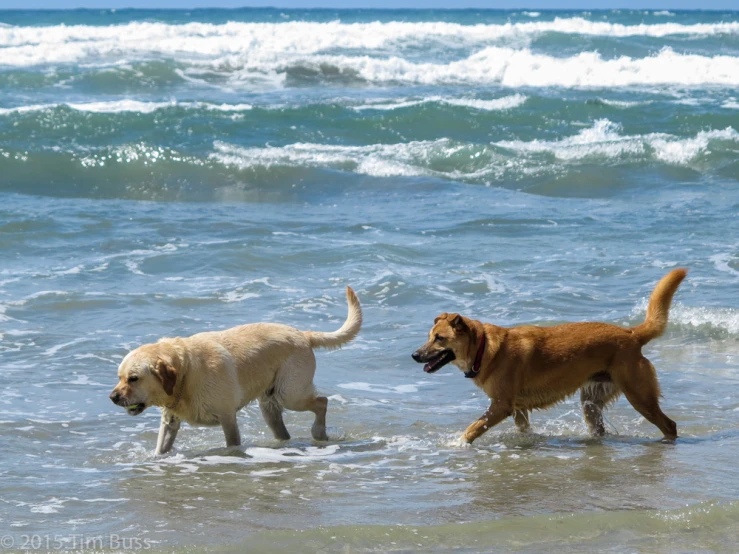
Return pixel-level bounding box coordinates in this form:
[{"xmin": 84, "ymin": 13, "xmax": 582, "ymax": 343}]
[{"xmin": 424, "ymin": 363, "xmax": 432, "ymax": 373}]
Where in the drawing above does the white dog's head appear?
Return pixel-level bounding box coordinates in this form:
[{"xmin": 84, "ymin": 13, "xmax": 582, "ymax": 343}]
[{"xmin": 109, "ymin": 343, "xmax": 178, "ymax": 416}]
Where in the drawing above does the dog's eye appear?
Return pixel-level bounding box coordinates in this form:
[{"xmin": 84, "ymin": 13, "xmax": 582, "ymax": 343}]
[
  {"xmin": 128, "ymin": 376, "xmax": 139, "ymax": 383},
  {"xmin": 434, "ymin": 334, "xmax": 444, "ymax": 343}
]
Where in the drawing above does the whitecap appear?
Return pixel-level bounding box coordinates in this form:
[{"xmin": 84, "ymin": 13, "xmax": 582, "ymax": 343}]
[
  {"xmin": 2, "ymin": 19, "xmax": 738, "ymax": 66},
  {"xmin": 670, "ymin": 304, "xmax": 739, "ymax": 335},
  {"xmin": 0, "ymin": 100, "xmax": 253, "ymax": 116},
  {"xmin": 316, "ymin": 47, "xmax": 739, "ymax": 88},
  {"xmin": 209, "ymin": 123, "xmax": 739, "ymax": 184},
  {"xmin": 497, "ymin": 120, "xmax": 739, "ymax": 165},
  {"xmin": 650, "ymin": 128, "xmax": 739, "ymax": 164},
  {"xmin": 355, "ymin": 94, "xmax": 527, "ymax": 111},
  {"xmin": 598, "ymin": 98, "xmax": 651, "ymax": 108}
]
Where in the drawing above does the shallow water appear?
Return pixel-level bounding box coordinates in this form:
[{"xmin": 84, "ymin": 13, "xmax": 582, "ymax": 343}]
[{"xmin": 1, "ymin": 8, "xmax": 739, "ymax": 553}]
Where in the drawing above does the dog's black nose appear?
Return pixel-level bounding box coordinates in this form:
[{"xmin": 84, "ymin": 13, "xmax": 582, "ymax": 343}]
[
  {"xmin": 109, "ymin": 391, "xmax": 121, "ymax": 405},
  {"xmin": 412, "ymin": 351, "xmax": 422, "ymax": 362}
]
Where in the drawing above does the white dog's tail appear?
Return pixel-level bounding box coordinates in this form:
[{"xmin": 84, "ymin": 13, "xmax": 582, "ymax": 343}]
[{"xmin": 304, "ymin": 287, "xmax": 362, "ymax": 350}]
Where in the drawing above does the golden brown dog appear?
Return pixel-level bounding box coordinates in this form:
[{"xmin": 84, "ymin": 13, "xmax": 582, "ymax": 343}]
[
  {"xmin": 412, "ymin": 269, "xmax": 687, "ymax": 443},
  {"xmin": 110, "ymin": 287, "xmax": 361, "ymax": 454}
]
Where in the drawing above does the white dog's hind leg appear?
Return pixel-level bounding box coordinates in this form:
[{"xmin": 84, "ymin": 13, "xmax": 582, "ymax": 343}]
[
  {"xmin": 156, "ymin": 412, "xmax": 181, "ymax": 455},
  {"xmin": 309, "ymin": 396, "xmax": 329, "ymax": 441},
  {"xmin": 278, "ymin": 350, "xmax": 329, "ymax": 440},
  {"xmin": 282, "ymin": 395, "xmax": 329, "ymax": 441},
  {"xmin": 259, "ymin": 396, "xmax": 290, "ymax": 440}
]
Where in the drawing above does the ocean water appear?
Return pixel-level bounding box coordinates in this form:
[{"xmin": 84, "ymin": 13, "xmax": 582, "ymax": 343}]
[{"xmin": 1, "ymin": 7, "xmax": 739, "ymax": 553}]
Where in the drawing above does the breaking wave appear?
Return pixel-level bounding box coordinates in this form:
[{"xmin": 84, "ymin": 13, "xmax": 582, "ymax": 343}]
[
  {"xmin": 2, "ymin": 18, "xmax": 738, "ymax": 61},
  {"xmin": 0, "ymin": 100, "xmax": 252, "ymax": 115},
  {"xmin": 1, "ymin": 19, "xmax": 738, "ymax": 89},
  {"xmin": 270, "ymin": 47, "xmax": 739, "ymax": 88},
  {"xmin": 210, "ymin": 121, "xmax": 739, "ymax": 180}
]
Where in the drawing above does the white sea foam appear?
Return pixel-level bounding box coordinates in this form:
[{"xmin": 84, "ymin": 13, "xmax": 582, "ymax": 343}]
[
  {"xmin": 210, "ymin": 139, "xmax": 450, "ymax": 178},
  {"xmin": 497, "ymin": 119, "xmax": 646, "ymax": 160},
  {"xmin": 0, "ymin": 100, "xmax": 253, "ymax": 115},
  {"xmin": 210, "ymin": 122, "xmax": 739, "ymax": 181},
  {"xmin": 650, "ymin": 128, "xmax": 739, "ymax": 164},
  {"xmin": 598, "ymin": 98, "xmax": 650, "ymax": 108},
  {"xmin": 1, "ymin": 21, "xmax": 739, "ymax": 90},
  {"xmin": 496, "ymin": 120, "xmax": 739, "ymax": 164},
  {"xmin": 0, "ymin": 103, "xmax": 56, "ymax": 115},
  {"xmin": 295, "ymin": 47, "xmax": 739, "ymax": 88},
  {"xmin": 1, "ymin": 18, "xmax": 737, "ymax": 56},
  {"xmin": 355, "ymin": 94, "xmax": 527, "ymax": 112},
  {"xmin": 669, "ymin": 304, "xmax": 739, "ymax": 335},
  {"xmin": 632, "ymin": 298, "xmax": 739, "ymax": 335},
  {"xmin": 68, "ymin": 100, "xmax": 175, "ymax": 113}
]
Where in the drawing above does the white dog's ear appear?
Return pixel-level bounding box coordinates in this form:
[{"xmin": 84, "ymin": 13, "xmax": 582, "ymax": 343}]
[{"xmin": 154, "ymin": 359, "xmax": 177, "ymax": 396}]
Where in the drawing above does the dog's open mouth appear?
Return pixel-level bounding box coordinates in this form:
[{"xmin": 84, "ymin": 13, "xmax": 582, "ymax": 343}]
[
  {"xmin": 125, "ymin": 403, "xmax": 146, "ymax": 416},
  {"xmin": 424, "ymin": 350, "xmax": 456, "ymax": 373}
]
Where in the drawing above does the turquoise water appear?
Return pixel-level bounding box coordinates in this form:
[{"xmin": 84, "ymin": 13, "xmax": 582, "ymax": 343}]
[{"xmin": 1, "ymin": 8, "xmax": 739, "ymax": 553}]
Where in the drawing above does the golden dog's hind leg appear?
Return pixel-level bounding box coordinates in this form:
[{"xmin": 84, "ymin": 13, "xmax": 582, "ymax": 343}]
[
  {"xmin": 513, "ymin": 409, "xmax": 530, "ymax": 432},
  {"xmin": 616, "ymin": 357, "xmax": 677, "ymax": 440},
  {"xmin": 463, "ymin": 402, "xmax": 513, "ymax": 443},
  {"xmin": 580, "ymin": 380, "xmax": 619, "ymax": 436}
]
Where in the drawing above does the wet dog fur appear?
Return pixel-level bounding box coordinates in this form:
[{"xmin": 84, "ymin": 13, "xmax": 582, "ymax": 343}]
[{"xmin": 412, "ymin": 269, "xmax": 687, "ymax": 444}]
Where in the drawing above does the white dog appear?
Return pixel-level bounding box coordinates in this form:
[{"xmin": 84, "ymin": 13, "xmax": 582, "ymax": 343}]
[{"xmin": 110, "ymin": 288, "xmax": 361, "ymax": 454}]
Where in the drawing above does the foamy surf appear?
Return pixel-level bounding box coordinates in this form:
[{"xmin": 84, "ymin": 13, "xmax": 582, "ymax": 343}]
[
  {"xmin": 2, "ymin": 20, "xmax": 739, "ymax": 89},
  {"xmin": 209, "ymin": 123, "xmax": 739, "ymax": 183},
  {"xmin": 496, "ymin": 120, "xmax": 739, "ymax": 164},
  {"xmin": 282, "ymin": 47, "xmax": 739, "ymax": 88},
  {"xmin": 2, "ymin": 18, "xmax": 738, "ymax": 62},
  {"xmin": 0, "ymin": 100, "xmax": 253, "ymax": 115},
  {"xmin": 354, "ymin": 94, "xmax": 527, "ymax": 111}
]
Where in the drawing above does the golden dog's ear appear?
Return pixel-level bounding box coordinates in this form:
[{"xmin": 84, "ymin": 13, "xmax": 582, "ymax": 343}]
[
  {"xmin": 449, "ymin": 314, "xmax": 467, "ymax": 331},
  {"xmin": 434, "ymin": 312, "xmax": 449, "ymax": 324},
  {"xmin": 154, "ymin": 359, "xmax": 177, "ymax": 396}
]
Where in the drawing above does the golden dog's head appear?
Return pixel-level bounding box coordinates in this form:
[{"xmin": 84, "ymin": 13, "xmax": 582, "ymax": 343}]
[
  {"xmin": 412, "ymin": 312, "xmax": 475, "ymax": 374},
  {"xmin": 109, "ymin": 343, "xmax": 178, "ymax": 416}
]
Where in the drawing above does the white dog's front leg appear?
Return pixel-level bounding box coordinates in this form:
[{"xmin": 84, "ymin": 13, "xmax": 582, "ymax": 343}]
[
  {"xmin": 156, "ymin": 411, "xmax": 181, "ymax": 455},
  {"xmin": 220, "ymin": 413, "xmax": 241, "ymax": 448}
]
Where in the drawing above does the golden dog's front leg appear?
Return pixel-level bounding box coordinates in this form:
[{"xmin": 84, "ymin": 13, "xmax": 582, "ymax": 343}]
[{"xmin": 463, "ymin": 402, "xmax": 513, "ymax": 444}]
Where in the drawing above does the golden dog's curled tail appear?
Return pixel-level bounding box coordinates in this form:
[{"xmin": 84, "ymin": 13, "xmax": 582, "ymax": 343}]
[
  {"xmin": 304, "ymin": 287, "xmax": 362, "ymax": 350},
  {"xmin": 632, "ymin": 268, "xmax": 688, "ymax": 346}
]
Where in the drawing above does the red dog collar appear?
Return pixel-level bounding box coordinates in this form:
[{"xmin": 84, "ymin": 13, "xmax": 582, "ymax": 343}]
[{"xmin": 464, "ymin": 333, "xmax": 486, "ymax": 379}]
